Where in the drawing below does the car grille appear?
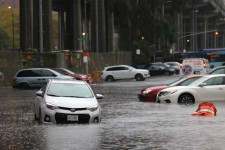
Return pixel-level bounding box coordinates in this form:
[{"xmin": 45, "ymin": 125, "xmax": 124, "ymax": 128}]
[
  {"xmin": 158, "ymin": 91, "xmax": 167, "ymax": 97},
  {"xmin": 55, "ymin": 113, "xmax": 90, "ymax": 124},
  {"xmin": 58, "ymin": 106, "xmax": 87, "ymax": 111}
]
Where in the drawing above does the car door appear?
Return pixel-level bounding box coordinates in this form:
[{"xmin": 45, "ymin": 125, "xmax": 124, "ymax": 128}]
[
  {"xmin": 196, "ymin": 77, "xmax": 225, "ymax": 101},
  {"xmin": 28, "ymin": 69, "xmax": 43, "ymax": 88},
  {"xmin": 122, "ymin": 66, "xmax": 133, "ymax": 79}
]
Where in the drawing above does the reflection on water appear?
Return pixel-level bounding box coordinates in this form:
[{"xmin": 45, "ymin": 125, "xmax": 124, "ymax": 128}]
[{"xmin": 0, "ymin": 87, "xmax": 225, "ymax": 149}]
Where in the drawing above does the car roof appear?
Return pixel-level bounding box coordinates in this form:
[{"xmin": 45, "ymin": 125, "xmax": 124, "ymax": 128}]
[
  {"xmin": 204, "ymin": 74, "xmax": 225, "ymax": 78},
  {"xmin": 105, "ymin": 65, "xmax": 129, "ymax": 68}
]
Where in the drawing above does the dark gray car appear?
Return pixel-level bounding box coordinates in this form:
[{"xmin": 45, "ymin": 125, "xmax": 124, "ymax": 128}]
[{"xmin": 12, "ymin": 68, "xmax": 74, "ymax": 89}]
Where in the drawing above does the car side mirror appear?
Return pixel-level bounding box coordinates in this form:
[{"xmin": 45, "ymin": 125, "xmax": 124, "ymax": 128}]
[
  {"xmin": 96, "ymin": 94, "xmax": 104, "ymax": 99},
  {"xmin": 199, "ymin": 83, "xmax": 206, "ymax": 87},
  {"xmin": 36, "ymin": 91, "xmax": 43, "ymax": 97}
]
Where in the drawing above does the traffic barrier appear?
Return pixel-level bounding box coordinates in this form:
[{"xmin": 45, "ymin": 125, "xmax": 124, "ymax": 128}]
[
  {"xmin": 93, "ymin": 71, "xmax": 102, "ymax": 83},
  {"xmin": 192, "ymin": 102, "xmax": 217, "ymax": 116},
  {"xmin": 86, "ymin": 74, "xmax": 92, "ymax": 84}
]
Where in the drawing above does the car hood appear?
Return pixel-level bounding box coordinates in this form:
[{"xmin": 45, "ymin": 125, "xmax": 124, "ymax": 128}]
[
  {"xmin": 142, "ymin": 85, "xmax": 169, "ymax": 91},
  {"xmin": 45, "ymin": 96, "xmax": 98, "ymax": 108}
]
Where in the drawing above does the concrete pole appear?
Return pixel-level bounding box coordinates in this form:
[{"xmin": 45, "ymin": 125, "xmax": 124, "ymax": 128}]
[{"xmin": 39, "ymin": 0, "xmax": 43, "ymax": 53}]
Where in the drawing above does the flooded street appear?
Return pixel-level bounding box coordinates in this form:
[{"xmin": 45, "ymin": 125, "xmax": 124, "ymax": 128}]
[{"xmin": 1, "ymin": 76, "xmax": 225, "ymax": 150}]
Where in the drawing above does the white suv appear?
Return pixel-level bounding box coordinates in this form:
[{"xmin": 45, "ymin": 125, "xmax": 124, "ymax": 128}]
[{"xmin": 101, "ymin": 65, "xmax": 150, "ymax": 82}]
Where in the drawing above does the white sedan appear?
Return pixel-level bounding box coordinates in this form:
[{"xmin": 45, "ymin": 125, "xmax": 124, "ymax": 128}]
[
  {"xmin": 157, "ymin": 74, "xmax": 225, "ymax": 104},
  {"xmin": 34, "ymin": 79, "xmax": 103, "ymax": 124}
]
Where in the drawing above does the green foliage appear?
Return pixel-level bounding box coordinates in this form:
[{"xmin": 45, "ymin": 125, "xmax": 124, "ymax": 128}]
[
  {"xmin": 0, "ymin": 24, "xmax": 10, "ymax": 49},
  {"xmin": 0, "ymin": 7, "xmax": 20, "ymax": 50}
]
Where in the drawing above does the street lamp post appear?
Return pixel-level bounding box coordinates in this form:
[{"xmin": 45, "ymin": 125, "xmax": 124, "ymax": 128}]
[{"xmin": 8, "ymin": 6, "xmax": 14, "ymax": 51}]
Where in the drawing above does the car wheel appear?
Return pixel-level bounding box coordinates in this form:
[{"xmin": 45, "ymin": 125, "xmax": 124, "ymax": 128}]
[
  {"xmin": 178, "ymin": 94, "xmax": 195, "ymax": 104},
  {"xmin": 106, "ymin": 76, "xmax": 114, "ymax": 82},
  {"xmin": 135, "ymin": 74, "xmax": 144, "ymax": 81},
  {"xmin": 18, "ymin": 82, "xmax": 29, "ymax": 90}
]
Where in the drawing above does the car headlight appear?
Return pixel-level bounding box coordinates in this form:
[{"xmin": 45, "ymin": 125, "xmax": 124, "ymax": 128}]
[
  {"xmin": 162, "ymin": 90, "xmax": 177, "ymax": 96},
  {"xmin": 45, "ymin": 103, "xmax": 58, "ymax": 110},
  {"xmin": 88, "ymin": 104, "xmax": 99, "ymax": 112},
  {"xmin": 81, "ymin": 75, "xmax": 87, "ymax": 78},
  {"xmin": 143, "ymin": 90, "xmax": 152, "ymax": 94}
]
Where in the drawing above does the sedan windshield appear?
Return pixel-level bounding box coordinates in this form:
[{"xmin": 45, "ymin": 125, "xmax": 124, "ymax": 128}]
[
  {"xmin": 187, "ymin": 76, "xmax": 208, "ymax": 86},
  {"xmin": 47, "ymin": 83, "xmax": 94, "ymax": 98}
]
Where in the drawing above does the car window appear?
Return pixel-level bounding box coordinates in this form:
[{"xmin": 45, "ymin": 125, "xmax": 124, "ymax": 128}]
[
  {"xmin": 42, "ymin": 70, "xmax": 56, "ymax": 77},
  {"xmin": 17, "ymin": 70, "xmax": 41, "ymax": 77},
  {"xmin": 180, "ymin": 77, "xmax": 201, "ymax": 86},
  {"xmin": 47, "ymin": 83, "xmax": 93, "ymax": 98},
  {"xmin": 204, "ymin": 77, "xmax": 223, "ymax": 85},
  {"xmin": 54, "ymin": 69, "xmax": 67, "ymax": 75}
]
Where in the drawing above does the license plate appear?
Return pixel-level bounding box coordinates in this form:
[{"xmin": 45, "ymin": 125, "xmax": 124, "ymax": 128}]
[
  {"xmin": 194, "ymin": 71, "xmax": 200, "ymax": 74},
  {"xmin": 67, "ymin": 115, "xmax": 78, "ymax": 121}
]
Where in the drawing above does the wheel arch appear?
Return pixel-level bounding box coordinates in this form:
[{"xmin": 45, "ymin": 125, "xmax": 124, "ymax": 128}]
[{"xmin": 178, "ymin": 92, "xmax": 195, "ymax": 103}]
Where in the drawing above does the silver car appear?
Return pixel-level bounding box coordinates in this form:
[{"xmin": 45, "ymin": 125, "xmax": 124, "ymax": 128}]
[
  {"xmin": 34, "ymin": 79, "xmax": 103, "ymax": 124},
  {"xmin": 12, "ymin": 68, "xmax": 74, "ymax": 89}
]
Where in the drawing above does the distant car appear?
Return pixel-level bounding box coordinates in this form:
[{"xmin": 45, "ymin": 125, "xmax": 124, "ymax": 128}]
[
  {"xmin": 138, "ymin": 75, "xmax": 204, "ymax": 102},
  {"xmin": 164, "ymin": 62, "xmax": 180, "ymax": 74},
  {"xmin": 157, "ymin": 74, "xmax": 225, "ymax": 104},
  {"xmin": 34, "ymin": 79, "xmax": 103, "ymax": 124},
  {"xmin": 0, "ymin": 71, "xmax": 4, "ymax": 81},
  {"xmin": 146, "ymin": 63, "xmax": 176, "ymax": 76},
  {"xmin": 180, "ymin": 58, "xmax": 210, "ymax": 76},
  {"xmin": 52, "ymin": 68, "xmax": 89, "ymax": 83},
  {"xmin": 101, "ymin": 65, "xmax": 150, "ymax": 82},
  {"xmin": 12, "ymin": 68, "xmax": 74, "ymax": 89}
]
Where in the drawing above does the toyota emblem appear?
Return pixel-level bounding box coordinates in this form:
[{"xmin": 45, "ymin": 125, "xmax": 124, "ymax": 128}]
[{"xmin": 71, "ymin": 108, "xmax": 76, "ymax": 112}]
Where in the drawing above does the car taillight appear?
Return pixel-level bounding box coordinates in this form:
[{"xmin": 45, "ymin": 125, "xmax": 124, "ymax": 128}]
[
  {"xmin": 203, "ymin": 63, "xmax": 206, "ymax": 68},
  {"xmin": 180, "ymin": 64, "xmax": 182, "ymax": 68},
  {"xmin": 13, "ymin": 78, "xmax": 17, "ymax": 82}
]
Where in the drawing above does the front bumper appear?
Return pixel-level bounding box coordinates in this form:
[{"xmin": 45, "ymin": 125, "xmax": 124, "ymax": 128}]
[
  {"xmin": 156, "ymin": 91, "xmax": 178, "ymax": 103},
  {"xmin": 41, "ymin": 107, "xmax": 101, "ymax": 124}
]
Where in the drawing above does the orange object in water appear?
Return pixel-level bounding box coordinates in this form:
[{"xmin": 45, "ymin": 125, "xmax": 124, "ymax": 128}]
[
  {"xmin": 86, "ymin": 74, "xmax": 92, "ymax": 84},
  {"xmin": 192, "ymin": 102, "xmax": 217, "ymax": 116}
]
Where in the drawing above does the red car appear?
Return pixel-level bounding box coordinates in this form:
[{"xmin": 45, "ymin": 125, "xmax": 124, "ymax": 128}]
[
  {"xmin": 52, "ymin": 68, "xmax": 89, "ymax": 83},
  {"xmin": 138, "ymin": 75, "xmax": 204, "ymax": 102}
]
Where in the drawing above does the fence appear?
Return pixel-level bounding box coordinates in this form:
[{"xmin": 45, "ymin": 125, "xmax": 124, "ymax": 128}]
[{"xmin": 0, "ymin": 50, "xmax": 132, "ymax": 87}]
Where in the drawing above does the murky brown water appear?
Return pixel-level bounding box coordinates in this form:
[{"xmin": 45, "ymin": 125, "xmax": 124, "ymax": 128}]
[{"xmin": 0, "ymin": 76, "xmax": 225, "ymax": 150}]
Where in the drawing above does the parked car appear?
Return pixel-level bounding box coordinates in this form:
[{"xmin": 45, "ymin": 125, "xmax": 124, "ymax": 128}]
[
  {"xmin": 146, "ymin": 63, "xmax": 176, "ymax": 76},
  {"xmin": 157, "ymin": 74, "xmax": 225, "ymax": 104},
  {"xmin": 52, "ymin": 68, "xmax": 89, "ymax": 83},
  {"xmin": 12, "ymin": 68, "xmax": 74, "ymax": 89},
  {"xmin": 164, "ymin": 62, "xmax": 180, "ymax": 74},
  {"xmin": 0, "ymin": 71, "xmax": 4, "ymax": 81},
  {"xmin": 34, "ymin": 79, "xmax": 103, "ymax": 124},
  {"xmin": 138, "ymin": 75, "xmax": 204, "ymax": 102},
  {"xmin": 101, "ymin": 65, "xmax": 150, "ymax": 82}
]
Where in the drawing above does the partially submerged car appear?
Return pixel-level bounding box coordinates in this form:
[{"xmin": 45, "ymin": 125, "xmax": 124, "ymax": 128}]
[
  {"xmin": 157, "ymin": 74, "xmax": 225, "ymax": 104},
  {"xmin": 138, "ymin": 75, "xmax": 204, "ymax": 102},
  {"xmin": 34, "ymin": 79, "xmax": 103, "ymax": 124}
]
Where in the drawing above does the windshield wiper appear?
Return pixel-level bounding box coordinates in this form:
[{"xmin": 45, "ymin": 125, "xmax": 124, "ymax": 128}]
[{"xmin": 47, "ymin": 94, "xmax": 60, "ymax": 97}]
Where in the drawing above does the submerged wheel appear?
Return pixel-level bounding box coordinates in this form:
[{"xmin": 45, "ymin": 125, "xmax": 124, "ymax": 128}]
[
  {"xmin": 106, "ymin": 76, "xmax": 115, "ymax": 82},
  {"xmin": 178, "ymin": 94, "xmax": 195, "ymax": 104},
  {"xmin": 135, "ymin": 74, "xmax": 144, "ymax": 81}
]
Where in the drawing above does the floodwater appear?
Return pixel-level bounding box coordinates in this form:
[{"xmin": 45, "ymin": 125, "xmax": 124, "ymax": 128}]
[{"xmin": 1, "ymin": 76, "xmax": 225, "ymax": 150}]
